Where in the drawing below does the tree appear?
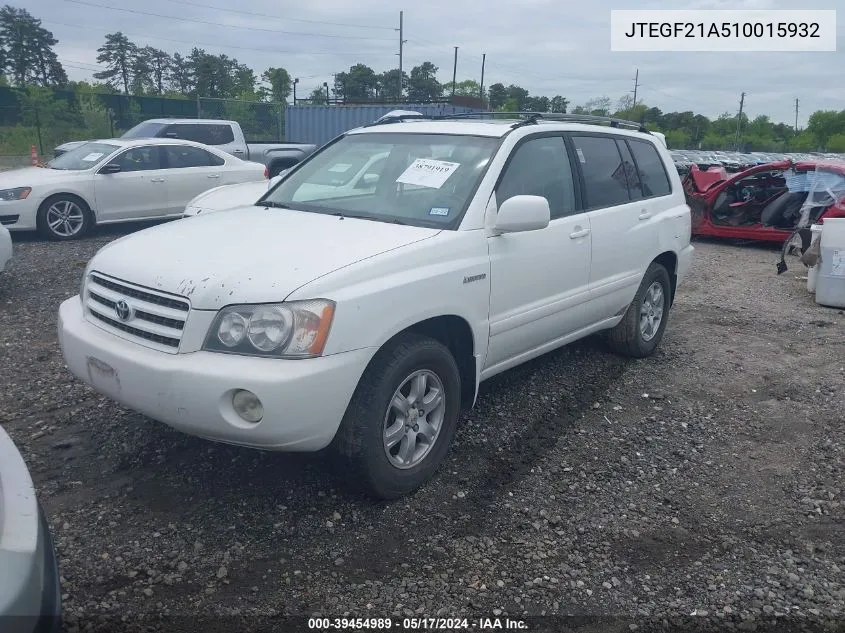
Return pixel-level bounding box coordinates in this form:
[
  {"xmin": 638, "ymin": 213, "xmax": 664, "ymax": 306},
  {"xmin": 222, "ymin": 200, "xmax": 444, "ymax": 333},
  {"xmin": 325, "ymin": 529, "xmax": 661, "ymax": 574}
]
[
  {"xmin": 377, "ymin": 69, "xmax": 406, "ymax": 101},
  {"xmin": 487, "ymin": 83, "xmax": 507, "ymax": 110},
  {"xmin": 334, "ymin": 63, "xmax": 378, "ymax": 102},
  {"xmin": 407, "ymin": 62, "xmax": 441, "ymax": 102},
  {"xmin": 95, "ymin": 32, "xmax": 138, "ymax": 94},
  {"xmin": 452, "ymin": 79, "xmax": 480, "ymax": 98},
  {"xmin": 549, "ymin": 96, "xmax": 569, "ymax": 113},
  {"xmin": 0, "ymin": 6, "xmax": 66, "ymax": 87},
  {"xmin": 137, "ymin": 47, "xmax": 172, "ymax": 95},
  {"xmin": 582, "ymin": 96, "xmax": 612, "ymax": 116},
  {"xmin": 262, "ymin": 67, "xmax": 291, "ymax": 103},
  {"xmin": 167, "ymin": 52, "xmax": 193, "ymax": 94},
  {"xmin": 308, "ymin": 85, "xmax": 327, "ymax": 104},
  {"xmin": 807, "ymin": 110, "xmax": 845, "ymax": 149}
]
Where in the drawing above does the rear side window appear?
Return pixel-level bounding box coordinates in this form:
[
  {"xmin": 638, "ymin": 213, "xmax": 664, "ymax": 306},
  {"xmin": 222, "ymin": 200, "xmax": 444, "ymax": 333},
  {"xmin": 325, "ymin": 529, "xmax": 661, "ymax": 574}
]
[
  {"xmin": 570, "ymin": 135, "xmax": 631, "ymax": 209},
  {"xmin": 164, "ymin": 145, "xmax": 215, "ymax": 168},
  {"xmin": 496, "ymin": 136, "xmax": 576, "ymax": 220},
  {"xmin": 162, "ymin": 124, "xmax": 234, "ymax": 146},
  {"xmin": 615, "ymin": 139, "xmax": 643, "ymax": 201},
  {"xmin": 628, "ymin": 139, "xmax": 672, "ymax": 197}
]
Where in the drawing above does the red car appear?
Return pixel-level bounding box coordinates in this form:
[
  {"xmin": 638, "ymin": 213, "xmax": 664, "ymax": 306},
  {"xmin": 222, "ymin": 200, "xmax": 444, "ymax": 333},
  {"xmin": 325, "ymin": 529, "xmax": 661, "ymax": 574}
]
[{"xmin": 683, "ymin": 159, "xmax": 845, "ymax": 244}]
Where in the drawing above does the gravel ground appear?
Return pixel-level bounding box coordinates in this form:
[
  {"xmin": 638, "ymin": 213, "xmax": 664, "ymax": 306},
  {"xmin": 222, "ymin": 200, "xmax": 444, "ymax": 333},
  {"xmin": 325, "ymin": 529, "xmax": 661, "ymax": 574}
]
[{"xmin": 1, "ymin": 224, "xmax": 844, "ymax": 633}]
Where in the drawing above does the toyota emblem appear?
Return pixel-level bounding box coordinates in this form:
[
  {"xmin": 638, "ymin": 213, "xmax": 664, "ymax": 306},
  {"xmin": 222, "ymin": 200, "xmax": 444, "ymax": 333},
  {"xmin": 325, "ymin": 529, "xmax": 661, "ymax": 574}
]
[{"xmin": 114, "ymin": 299, "xmax": 132, "ymax": 321}]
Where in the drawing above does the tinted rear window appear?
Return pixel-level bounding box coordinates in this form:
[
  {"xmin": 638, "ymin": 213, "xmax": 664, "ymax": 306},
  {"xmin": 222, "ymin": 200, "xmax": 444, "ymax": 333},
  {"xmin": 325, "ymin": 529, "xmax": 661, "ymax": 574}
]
[
  {"xmin": 628, "ymin": 139, "xmax": 672, "ymax": 197},
  {"xmin": 571, "ymin": 135, "xmax": 631, "ymax": 209}
]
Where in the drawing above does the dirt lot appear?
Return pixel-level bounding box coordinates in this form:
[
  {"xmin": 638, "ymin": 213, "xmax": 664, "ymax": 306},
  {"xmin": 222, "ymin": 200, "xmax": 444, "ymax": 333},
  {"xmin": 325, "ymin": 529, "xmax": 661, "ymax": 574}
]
[{"xmin": 1, "ymin": 225, "xmax": 844, "ymax": 632}]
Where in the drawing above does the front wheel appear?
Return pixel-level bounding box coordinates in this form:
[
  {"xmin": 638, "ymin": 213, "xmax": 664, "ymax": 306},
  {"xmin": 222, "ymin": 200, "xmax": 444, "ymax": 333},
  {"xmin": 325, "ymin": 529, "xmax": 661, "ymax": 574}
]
[
  {"xmin": 37, "ymin": 195, "xmax": 93, "ymax": 241},
  {"xmin": 606, "ymin": 262, "xmax": 672, "ymax": 358},
  {"xmin": 332, "ymin": 333, "xmax": 462, "ymax": 500}
]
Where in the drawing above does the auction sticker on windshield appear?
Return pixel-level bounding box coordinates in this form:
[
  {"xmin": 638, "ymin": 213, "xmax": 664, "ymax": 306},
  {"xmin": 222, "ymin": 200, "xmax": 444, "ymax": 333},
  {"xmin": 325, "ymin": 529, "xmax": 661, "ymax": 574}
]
[
  {"xmin": 397, "ymin": 158, "xmax": 459, "ymax": 189},
  {"xmin": 83, "ymin": 152, "xmax": 105, "ymax": 161}
]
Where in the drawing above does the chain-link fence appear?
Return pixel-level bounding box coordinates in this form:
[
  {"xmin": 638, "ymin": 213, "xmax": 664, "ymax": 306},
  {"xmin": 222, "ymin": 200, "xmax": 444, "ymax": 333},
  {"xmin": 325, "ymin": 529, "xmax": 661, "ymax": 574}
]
[{"xmin": 0, "ymin": 87, "xmax": 285, "ymax": 165}]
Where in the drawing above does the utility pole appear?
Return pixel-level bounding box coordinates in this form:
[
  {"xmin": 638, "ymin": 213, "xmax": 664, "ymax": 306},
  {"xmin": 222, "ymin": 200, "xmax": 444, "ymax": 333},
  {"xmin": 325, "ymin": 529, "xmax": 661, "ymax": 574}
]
[
  {"xmin": 452, "ymin": 46, "xmax": 458, "ymax": 98},
  {"xmin": 479, "ymin": 53, "xmax": 486, "ymax": 107},
  {"xmin": 631, "ymin": 68, "xmax": 640, "ymax": 109},
  {"xmin": 794, "ymin": 98, "xmax": 799, "ymax": 133},
  {"xmin": 734, "ymin": 91, "xmax": 745, "ymax": 150},
  {"xmin": 397, "ymin": 11, "xmax": 406, "ymax": 102}
]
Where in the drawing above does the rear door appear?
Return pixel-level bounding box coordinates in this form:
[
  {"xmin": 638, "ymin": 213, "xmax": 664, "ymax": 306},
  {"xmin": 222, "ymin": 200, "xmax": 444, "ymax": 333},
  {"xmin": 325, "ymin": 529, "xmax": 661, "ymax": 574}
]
[
  {"xmin": 93, "ymin": 145, "xmax": 168, "ymax": 221},
  {"xmin": 567, "ymin": 133, "xmax": 669, "ymax": 318},
  {"xmin": 161, "ymin": 144, "xmax": 226, "ymax": 215}
]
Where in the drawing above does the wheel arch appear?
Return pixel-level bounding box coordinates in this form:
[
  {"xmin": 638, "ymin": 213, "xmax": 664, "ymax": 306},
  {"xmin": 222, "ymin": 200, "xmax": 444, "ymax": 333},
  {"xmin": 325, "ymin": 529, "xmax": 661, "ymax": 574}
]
[
  {"xmin": 363, "ymin": 314, "xmax": 478, "ymax": 411},
  {"xmin": 652, "ymin": 250, "xmax": 678, "ymax": 306}
]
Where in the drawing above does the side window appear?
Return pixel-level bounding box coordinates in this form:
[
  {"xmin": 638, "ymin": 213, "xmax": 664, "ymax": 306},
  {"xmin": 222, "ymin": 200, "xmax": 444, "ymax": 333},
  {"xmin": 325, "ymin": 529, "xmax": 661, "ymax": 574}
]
[
  {"xmin": 496, "ymin": 136, "xmax": 576, "ymax": 220},
  {"xmin": 207, "ymin": 151, "xmax": 226, "ymax": 166},
  {"xmin": 111, "ymin": 146, "xmax": 162, "ymax": 172},
  {"xmin": 204, "ymin": 125, "xmax": 236, "ymax": 146},
  {"xmin": 627, "ymin": 139, "xmax": 673, "ymax": 198},
  {"xmin": 570, "ymin": 135, "xmax": 631, "ymax": 209},
  {"xmin": 162, "ymin": 124, "xmax": 201, "ymax": 143},
  {"xmin": 164, "ymin": 145, "xmax": 213, "ymax": 168},
  {"xmin": 616, "ymin": 140, "xmax": 643, "ymax": 201}
]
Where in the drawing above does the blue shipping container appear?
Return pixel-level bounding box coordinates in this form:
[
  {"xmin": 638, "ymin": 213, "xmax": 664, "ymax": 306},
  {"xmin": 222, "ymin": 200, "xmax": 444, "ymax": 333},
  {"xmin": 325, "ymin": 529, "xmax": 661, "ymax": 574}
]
[{"xmin": 285, "ymin": 104, "xmax": 482, "ymax": 147}]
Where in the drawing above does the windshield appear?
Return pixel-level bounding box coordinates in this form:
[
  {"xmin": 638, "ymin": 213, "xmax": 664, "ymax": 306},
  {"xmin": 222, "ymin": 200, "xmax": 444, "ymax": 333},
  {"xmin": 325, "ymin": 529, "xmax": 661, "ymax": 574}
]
[
  {"xmin": 261, "ymin": 132, "xmax": 499, "ymax": 229},
  {"xmin": 120, "ymin": 121, "xmax": 168, "ymax": 139},
  {"xmin": 47, "ymin": 142, "xmax": 119, "ymax": 170}
]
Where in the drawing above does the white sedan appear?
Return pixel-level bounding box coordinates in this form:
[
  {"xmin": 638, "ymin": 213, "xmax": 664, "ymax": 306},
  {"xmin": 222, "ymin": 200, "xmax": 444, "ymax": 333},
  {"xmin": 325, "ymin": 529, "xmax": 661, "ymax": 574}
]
[
  {"xmin": 183, "ymin": 173, "xmax": 285, "ymax": 217},
  {"xmin": 0, "ymin": 138, "xmax": 267, "ymax": 240}
]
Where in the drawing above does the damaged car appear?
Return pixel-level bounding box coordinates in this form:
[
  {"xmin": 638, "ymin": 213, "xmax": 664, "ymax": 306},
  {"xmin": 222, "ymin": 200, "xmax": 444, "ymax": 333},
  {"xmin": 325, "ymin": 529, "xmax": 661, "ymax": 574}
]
[{"xmin": 683, "ymin": 159, "xmax": 845, "ymax": 247}]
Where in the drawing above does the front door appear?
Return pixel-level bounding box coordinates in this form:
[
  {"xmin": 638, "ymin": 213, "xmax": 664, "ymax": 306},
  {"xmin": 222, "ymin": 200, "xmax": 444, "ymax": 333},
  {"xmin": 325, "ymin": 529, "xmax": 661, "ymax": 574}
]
[
  {"xmin": 484, "ymin": 134, "xmax": 593, "ymax": 374},
  {"xmin": 93, "ymin": 145, "xmax": 168, "ymax": 221}
]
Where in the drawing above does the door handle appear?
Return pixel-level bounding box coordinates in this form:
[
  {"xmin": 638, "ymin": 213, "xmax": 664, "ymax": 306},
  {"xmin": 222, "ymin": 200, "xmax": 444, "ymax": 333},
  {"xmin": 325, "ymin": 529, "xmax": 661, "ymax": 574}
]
[
  {"xmin": 150, "ymin": 177, "xmax": 165, "ymax": 183},
  {"xmin": 638, "ymin": 210, "xmax": 652, "ymax": 220},
  {"xmin": 207, "ymin": 174, "xmax": 220, "ymax": 179},
  {"xmin": 232, "ymin": 149, "xmax": 244, "ymax": 154},
  {"xmin": 569, "ymin": 227, "xmax": 590, "ymax": 239}
]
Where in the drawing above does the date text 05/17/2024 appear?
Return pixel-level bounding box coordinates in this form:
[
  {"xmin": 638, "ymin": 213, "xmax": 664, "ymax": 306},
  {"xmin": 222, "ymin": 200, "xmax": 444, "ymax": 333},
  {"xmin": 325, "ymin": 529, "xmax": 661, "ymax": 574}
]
[{"xmin": 307, "ymin": 617, "xmax": 528, "ymax": 630}]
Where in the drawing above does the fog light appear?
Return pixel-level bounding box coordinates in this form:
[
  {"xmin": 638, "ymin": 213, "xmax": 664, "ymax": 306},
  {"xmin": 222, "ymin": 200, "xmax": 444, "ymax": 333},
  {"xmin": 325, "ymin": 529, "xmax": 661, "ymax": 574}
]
[{"xmin": 232, "ymin": 389, "xmax": 263, "ymax": 423}]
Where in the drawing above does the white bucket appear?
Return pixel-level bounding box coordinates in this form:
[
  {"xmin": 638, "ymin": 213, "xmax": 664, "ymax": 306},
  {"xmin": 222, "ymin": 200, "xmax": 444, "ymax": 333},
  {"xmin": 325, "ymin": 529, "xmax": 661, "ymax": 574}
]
[
  {"xmin": 815, "ymin": 218, "xmax": 845, "ymax": 309},
  {"xmin": 807, "ymin": 224, "xmax": 824, "ymax": 293}
]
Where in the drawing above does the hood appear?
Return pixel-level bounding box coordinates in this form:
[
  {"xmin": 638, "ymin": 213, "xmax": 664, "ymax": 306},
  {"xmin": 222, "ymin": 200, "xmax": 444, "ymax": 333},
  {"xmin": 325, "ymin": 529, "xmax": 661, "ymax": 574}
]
[
  {"xmin": 91, "ymin": 206, "xmax": 441, "ymax": 309},
  {"xmin": 0, "ymin": 166, "xmax": 88, "ymax": 188},
  {"xmin": 185, "ymin": 180, "xmax": 270, "ymax": 215}
]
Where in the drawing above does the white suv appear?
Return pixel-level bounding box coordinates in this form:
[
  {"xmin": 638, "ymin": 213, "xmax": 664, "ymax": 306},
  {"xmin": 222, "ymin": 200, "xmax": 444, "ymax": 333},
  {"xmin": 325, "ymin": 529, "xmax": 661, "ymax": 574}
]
[{"xmin": 57, "ymin": 113, "xmax": 693, "ymax": 499}]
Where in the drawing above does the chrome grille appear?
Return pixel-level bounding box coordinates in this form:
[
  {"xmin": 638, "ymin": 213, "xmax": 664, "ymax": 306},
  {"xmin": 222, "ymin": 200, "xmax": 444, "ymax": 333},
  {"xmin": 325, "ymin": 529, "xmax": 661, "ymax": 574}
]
[{"xmin": 84, "ymin": 273, "xmax": 190, "ymax": 353}]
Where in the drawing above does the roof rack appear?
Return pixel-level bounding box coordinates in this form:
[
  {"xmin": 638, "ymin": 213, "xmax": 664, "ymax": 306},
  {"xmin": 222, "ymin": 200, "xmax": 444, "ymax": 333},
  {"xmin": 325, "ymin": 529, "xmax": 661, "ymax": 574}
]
[{"xmin": 363, "ymin": 110, "xmax": 651, "ymax": 134}]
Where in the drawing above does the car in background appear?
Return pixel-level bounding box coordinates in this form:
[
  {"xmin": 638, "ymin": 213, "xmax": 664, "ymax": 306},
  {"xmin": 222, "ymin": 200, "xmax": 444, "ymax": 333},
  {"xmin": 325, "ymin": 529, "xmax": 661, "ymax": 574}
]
[
  {"xmin": 53, "ymin": 119, "xmax": 317, "ymax": 178},
  {"xmin": 683, "ymin": 159, "xmax": 845, "ymax": 243},
  {"xmin": 0, "ymin": 425, "xmax": 62, "ymax": 633},
  {"xmin": 0, "ymin": 138, "xmax": 267, "ymax": 240},
  {"xmin": 0, "ymin": 224, "xmax": 11, "ymax": 273},
  {"xmin": 183, "ymin": 173, "xmax": 285, "ymax": 217},
  {"xmin": 670, "ymin": 151, "xmax": 693, "ymax": 174}
]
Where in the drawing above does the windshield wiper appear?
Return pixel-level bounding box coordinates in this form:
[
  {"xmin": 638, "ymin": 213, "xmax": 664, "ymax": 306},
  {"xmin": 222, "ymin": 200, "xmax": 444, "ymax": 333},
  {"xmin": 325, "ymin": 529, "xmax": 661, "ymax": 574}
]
[{"xmin": 261, "ymin": 200, "xmax": 291, "ymax": 209}]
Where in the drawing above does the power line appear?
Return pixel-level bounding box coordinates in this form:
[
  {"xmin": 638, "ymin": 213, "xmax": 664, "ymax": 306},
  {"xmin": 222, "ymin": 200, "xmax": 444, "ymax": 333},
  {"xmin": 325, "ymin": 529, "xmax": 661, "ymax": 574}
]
[
  {"xmin": 158, "ymin": 0, "xmax": 395, "ymax": 31},
  {"xmin": 45, "ymin": 19, "xmax": 385, "ymax": 56},
  {"xmin": 62, "ymin": 0, "xmax": 396, "ymax": 41}
]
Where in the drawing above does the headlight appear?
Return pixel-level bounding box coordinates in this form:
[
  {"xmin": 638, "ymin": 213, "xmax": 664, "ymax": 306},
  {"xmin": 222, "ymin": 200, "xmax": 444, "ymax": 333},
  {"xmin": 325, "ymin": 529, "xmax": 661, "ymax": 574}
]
[
  {"xmin": 0, "ymin": 187, "xmax": 31, "ymax": 201},
  {"xmin": 203, "ymin": 299, "xmax": 335, "ymax": 358}
]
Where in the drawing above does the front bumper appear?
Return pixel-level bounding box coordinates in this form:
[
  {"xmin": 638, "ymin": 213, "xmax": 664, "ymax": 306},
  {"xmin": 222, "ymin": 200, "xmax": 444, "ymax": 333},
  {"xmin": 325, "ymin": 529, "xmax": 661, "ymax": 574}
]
[
  {"xmin": 58, "ymin": 297, "xmax": 373, "ymax": 451},
  {"xmin": 0, "ymin": 199, "xmax": 38, "ymax": 231}
]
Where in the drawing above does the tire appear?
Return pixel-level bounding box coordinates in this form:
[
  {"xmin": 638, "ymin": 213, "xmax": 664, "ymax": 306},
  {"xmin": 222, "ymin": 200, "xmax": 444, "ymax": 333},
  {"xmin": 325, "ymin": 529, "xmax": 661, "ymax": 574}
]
[
  {"xmin": 37, "ymin": 195, "xmax": 93, "ymax": 241},
  {"xmin": 331, "ymin": 332, "xmax": 462, "ymax": 500},
  {"xmin": 606, "ymin": 262, "xmax": 672, "ymax": 359}
]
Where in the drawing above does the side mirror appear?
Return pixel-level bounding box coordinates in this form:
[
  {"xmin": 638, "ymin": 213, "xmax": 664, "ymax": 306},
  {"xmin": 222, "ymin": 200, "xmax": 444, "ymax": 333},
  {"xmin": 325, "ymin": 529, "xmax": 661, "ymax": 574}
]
[
  {"xmin": 493, "ymin": 195, "xmax": 550, "ymax": 233},
  {"xmin": 99, "ymin": 163, "xmax": 122, "ymax": 175}
]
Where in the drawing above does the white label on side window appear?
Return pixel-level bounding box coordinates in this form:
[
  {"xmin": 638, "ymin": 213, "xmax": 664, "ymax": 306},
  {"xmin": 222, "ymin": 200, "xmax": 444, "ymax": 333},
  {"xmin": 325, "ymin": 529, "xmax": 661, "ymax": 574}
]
[
  {"xmin": 329, "ymin": 163, "xmax": 352, "ymax": 173},
  {"xmin": 83, "ymin": 152, "xmax": 104, "ymax": 161},
  {"xmin": 576, "ymin": 148, "xmax": 586, "ymax": 163},
  {"xmin": 396, "ymin": 158, "xmax": 460, "ymax": 189}
]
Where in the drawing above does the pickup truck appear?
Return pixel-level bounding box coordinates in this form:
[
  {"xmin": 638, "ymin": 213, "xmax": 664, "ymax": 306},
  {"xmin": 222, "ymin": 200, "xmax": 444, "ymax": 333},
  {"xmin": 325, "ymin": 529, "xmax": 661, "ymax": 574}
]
[{"xmin": 53, "ymin": 119, "xmax": 317, "ymax": 177}]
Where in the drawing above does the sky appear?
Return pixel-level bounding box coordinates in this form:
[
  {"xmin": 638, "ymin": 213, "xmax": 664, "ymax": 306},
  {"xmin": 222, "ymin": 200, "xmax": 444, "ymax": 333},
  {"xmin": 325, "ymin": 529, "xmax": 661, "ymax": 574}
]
[{"xmin": 26, "ymin": 0, "xmax": 845, "ymax": 127}]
